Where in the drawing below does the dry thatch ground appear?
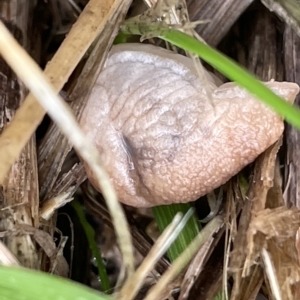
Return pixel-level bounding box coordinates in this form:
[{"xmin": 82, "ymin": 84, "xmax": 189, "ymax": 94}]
[{"xmin": 0, "ymin": 0, "xmax": 300, "ymax": 299}]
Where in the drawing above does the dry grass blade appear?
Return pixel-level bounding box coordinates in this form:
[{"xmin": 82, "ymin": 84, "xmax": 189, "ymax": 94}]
[
  {"xmin": 144, "ymin": 216, "xmax": 223, "ymax": 300},
  {"xmin": 179, "ymin": 238, "xmax": 215, "ymax": 299},
  {"xmin": 0, "ymin": 0, "xmax": 128, "ymax": 185},
  {"xmin": 0, "ymin": 19, "xmax": 134, "ymax": 280},
  {"xmin": 40, "ymin": 193, "xmax": 74, "ymax": 221},
  {"xmin": 0, "ymin": 240, "xmax": 19, "ymax": 266},
  {"xmin": 0, "ymin": 224, "xmax": 69, "ymax": 276},
  {"xmin": 118, "ymin": 212, "xmax": 183, "ymax": 300},
  {"xmin": 261, "ymin": 248, "xmax": 282, "ymax": 300},
  {"xmin": 247, "ymin": 206, "xmax": 300, "ymax": 299}
]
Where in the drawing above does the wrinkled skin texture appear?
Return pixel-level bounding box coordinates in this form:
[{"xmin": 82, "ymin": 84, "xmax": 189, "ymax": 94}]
[{"xmin": 80, "ymin": 43, "xmax": 299, "ymax": 207}]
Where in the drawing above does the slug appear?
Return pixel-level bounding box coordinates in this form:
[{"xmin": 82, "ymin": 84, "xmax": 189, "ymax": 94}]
[{"xmin": 79, "ymin": 43, "xmax": 299, "ymax": 207}]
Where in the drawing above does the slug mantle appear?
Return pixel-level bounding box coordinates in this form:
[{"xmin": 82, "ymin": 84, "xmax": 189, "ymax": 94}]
[{"xmin": 79, "ymin": 43, "xmax": 299, "ymax": 207}]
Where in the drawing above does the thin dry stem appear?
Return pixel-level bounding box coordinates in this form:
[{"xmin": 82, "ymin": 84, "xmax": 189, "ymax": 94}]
[
  {"xmin": 40, "ymin": 193, "xmax": 74, "ymax": 221},
  {"xmin": 144, "ymin": 216, "xmax": 223, "ymax": 300},
  {"xmin": 0, "ymin": 240, "xmax": 20, "ymax": 266},
  {"xmin": 261, "ymin": 248, "xmax": 282, "ymax": 300},
  {"xmin": 118, "ymin": 212, "xmax": 184, "ymax": 300}
]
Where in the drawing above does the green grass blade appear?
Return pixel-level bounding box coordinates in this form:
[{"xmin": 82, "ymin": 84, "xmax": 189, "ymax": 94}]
[
  {"xmin": 0, "ymin": 266, "xmax": 112, "ymax": 300},
  {"xmin": 72, "ymin": 200, "xmax": 111, "ymax": 292},
  {"xmin": 120, "ymin": 21, "xmax": 300, "ymax": 131},
  {"xmin": 152, "ymin": 203, "xmax": 200, "ymax": 262}
]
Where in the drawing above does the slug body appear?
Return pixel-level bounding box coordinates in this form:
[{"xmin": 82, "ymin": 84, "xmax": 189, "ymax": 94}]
[{"xmin": 80, "ymin": 43, "xmax": 299, "ymax": 207}]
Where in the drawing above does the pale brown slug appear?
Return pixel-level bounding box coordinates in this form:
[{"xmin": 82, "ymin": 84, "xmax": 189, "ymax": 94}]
[{"xmin": 79, "ymin": 43, "xmax": 299, "ymax": 207}]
